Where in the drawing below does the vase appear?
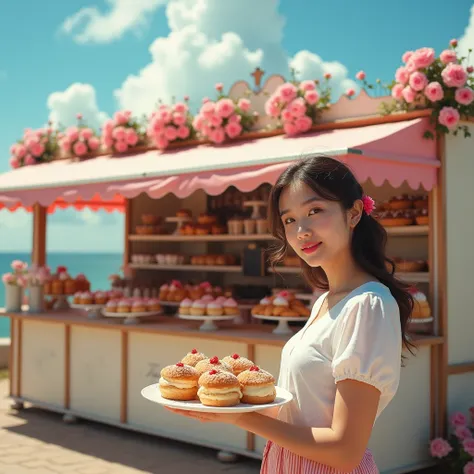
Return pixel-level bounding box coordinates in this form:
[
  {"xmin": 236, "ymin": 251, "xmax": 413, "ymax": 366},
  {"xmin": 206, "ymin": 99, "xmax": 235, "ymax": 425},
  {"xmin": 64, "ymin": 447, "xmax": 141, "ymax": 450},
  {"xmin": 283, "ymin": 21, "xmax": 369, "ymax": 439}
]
[
  {"xmin": 28, "ymin": 285, "xmax": 44, "ymax": 313},
  {"xmin": 5, "ymin": 284, "xmax": 22, "ymax": 312}
]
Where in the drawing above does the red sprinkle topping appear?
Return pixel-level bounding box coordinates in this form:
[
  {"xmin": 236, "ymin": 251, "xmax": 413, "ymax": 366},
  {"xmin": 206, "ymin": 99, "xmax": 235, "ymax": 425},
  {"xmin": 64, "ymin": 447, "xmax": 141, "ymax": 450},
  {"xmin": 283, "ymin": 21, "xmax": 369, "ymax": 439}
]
[
  {"xmin": 191, "ymin": 349, "xmax": 198, "ymax": 354},
  {"xmin": 231, "ymin": 353, "xmax": 240, "ymax": 359},
  {"xmin": 210, "ymin": 356, "xmax": 219, "ymax": 364},
  {"xmin": 209, "ymin": 369, "xmax": 218, "ymax": 375},
  {"xmin": 249, "ymin": 365, "xmax": 260, "ymax": 371},
  {"xmin": 176, "ymin": 362, "xmax": 184, "ymax": 367}
]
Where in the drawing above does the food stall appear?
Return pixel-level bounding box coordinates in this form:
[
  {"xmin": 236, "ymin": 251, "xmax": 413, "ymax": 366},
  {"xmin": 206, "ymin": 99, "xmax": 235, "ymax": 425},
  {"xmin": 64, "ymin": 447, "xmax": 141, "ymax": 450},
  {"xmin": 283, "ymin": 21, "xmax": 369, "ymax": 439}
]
[{"xmin": 0, "ymin": 72, "xmax": 472, "ymax": 474}]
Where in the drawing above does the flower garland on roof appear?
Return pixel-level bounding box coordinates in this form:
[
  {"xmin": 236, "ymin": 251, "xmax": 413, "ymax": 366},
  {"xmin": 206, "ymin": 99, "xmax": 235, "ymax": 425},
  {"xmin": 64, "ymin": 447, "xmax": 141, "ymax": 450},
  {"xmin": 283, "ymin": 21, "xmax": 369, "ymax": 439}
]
[
  {"xmin": 101, "ymin": 110, "xmax": 147, "ymax": 154},
  {"xmin": 59, "ymin": 114, "xmax": 101, "ymax": 158}
]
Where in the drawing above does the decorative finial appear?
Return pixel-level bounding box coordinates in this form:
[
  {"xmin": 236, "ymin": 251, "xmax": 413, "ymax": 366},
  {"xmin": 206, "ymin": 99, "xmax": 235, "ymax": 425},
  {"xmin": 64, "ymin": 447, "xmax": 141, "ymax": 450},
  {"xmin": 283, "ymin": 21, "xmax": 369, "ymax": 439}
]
[{"xmin": 251, "ymin": 67, "xmax": 265, "ymax": 91}]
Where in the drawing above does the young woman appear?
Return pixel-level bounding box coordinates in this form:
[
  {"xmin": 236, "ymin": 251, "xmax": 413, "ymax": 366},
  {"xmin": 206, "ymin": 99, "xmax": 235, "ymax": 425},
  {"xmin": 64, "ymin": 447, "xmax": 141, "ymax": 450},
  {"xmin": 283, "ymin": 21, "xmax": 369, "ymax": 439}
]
[{"xmin": 167, "ymin": 155, "xmax": 414, "ymax": 473}]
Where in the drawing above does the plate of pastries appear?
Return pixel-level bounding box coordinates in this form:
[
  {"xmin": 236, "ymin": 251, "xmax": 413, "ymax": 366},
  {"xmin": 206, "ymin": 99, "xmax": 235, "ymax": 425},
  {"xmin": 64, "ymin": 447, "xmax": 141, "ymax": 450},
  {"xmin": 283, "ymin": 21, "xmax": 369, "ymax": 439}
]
[
  {"xmin": 251, "ymin": 290, "xmax": 311, "ymax": 318},
  {"xmin": 141, "ymin": 350, "xmax": 292, "ymax": 413},
  {"xmin": 375, "ymin": 194, "xmax": 429, "ymax": 226}
]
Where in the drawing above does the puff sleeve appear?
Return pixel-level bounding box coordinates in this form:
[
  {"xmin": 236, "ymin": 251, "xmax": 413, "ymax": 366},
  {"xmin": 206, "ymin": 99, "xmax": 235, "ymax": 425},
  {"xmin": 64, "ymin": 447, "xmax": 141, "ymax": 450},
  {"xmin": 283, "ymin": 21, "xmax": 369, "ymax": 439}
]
[{"xmin": 331, "ymin": 292, "xmax": 402, "ymax": 397}]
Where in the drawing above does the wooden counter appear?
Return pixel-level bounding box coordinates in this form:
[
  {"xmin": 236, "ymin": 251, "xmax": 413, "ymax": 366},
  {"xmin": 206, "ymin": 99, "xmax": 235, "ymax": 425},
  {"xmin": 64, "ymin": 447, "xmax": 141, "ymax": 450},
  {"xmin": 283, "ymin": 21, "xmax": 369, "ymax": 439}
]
[{"xmin": 6, "ymin": 310, "xmax": 441, "ymax": 473}]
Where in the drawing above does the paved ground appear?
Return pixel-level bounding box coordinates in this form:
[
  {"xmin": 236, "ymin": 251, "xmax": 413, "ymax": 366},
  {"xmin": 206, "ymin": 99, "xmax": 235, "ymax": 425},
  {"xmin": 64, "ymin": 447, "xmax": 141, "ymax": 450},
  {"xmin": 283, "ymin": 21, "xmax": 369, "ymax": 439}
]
[{"xmin": 0, "ymin": 378, "xmax": 440, "ymax": 474}]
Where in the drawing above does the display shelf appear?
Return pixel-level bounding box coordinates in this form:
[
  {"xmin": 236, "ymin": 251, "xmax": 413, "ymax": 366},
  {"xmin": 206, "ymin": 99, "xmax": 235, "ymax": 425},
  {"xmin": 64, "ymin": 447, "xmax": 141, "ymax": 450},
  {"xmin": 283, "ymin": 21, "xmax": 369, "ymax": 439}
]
[
  {"xmin": 128, "ymin": 225, "xmax": 428, "ymax": 243},
  {"xmin": 128, "ymin": 263, "xmax": 242, "ymax": 272}
]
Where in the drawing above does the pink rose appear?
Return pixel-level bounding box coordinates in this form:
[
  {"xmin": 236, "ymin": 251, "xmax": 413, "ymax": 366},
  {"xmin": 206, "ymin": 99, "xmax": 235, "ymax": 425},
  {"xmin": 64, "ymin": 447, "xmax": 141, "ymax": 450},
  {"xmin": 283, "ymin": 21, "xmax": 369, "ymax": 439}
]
[
  {"xmin": 295, "ymin": 116, "xmax": 312, "ymax": 133},
  {"xmin": 215, "ymin": 83, "xmax": 224, "ymax": 92},
  {"xmin": 463, "ymin": 438, "xmax": 474, "ymax": 456},
  {"xmin": 288, "ymin": 98, "xmax": 306, "ymax": 117},
  {"xmin": 424, "ymin": 82, "xmax": 444, "ymax": 102},
  {"xmin": 405, "ymin": 60, "xmax": 418, "ymax": 73},
  {"xmin": 391, "ymin": 83, "xmax": 404, "ymax": 100},
  {"xmin": 125, "ymin": 129, "xmax": 139, "ymax": 146},
  {"xmin": 15, "ymin": 144, "xmax": 26, "ymax": 158},
  {"xmin": 281, "ymin": 108, "xmax": 293, "ymax": 121},
  {"xmin": 103, "ymin": 120, "xmax": 114, "ymax": 133},
  {"xmin": 346, "ymin": 88, "xmax": 355, "ymax": 97},
  {"xmin": 210, "ymin": 115, "xmax": 223, "ymax": 127},
  {"xmin": 237, "ymin": 98, "xmax": 251, "ymax": 112},
  {"xmin": 155, "ymin": 136, "xmax": 169, "ymax": 150},
  {"xmin": 25, "ymin": 155, "xmax": 37, "ymax": 166},
  {"xmin": 151, "ymin": 118, "xmax": 165, "ymax": 134},
  {"xmin": 440, "ymin": 49, "xmax": 457, "ymax": 64},
  {"xmin": 265, "ymin": 97, "xmax": 281, "ymax": 117},
  {"xmin": 173, "ymin": 113, "xmax": 186, "ymax": 126},
  {"xmin": 73, "ymin": 141, "xmax": 88, "ymax": 156},
  {"xmin": 2, "ymin": 273, "xmax": 14, "ymax": 284},
  {"xmin": 451, "ymin": 411, "xmax": 468, "ymax": 427},
  {"xmin": 88, "ymin": 137, "xmax": 100, "ymax": 151},
  {"xmin": 103, "ymin": 136, "xmax": 114, "ymax": 149},
  {"xmin": 409, "ymin": 72, "xmax": 428, "ymax": 91},
  {"xmin": 215, "ymin": 98, "xmax": 235, "ymax": 118},
  {"xmin": 158, "ymin": 108, "xmax": 172, "ymax": 123},
  {"xmin": 164, "ymin": 126, "xmax": 177, "ymax": 141},
  {"xmin": 114, "ymin": 111, "xmax": 129, "ymax": 125},
  {"xmin": 59, "ymin": 138, "xmax": 71, "ymax": 152},
  {"xmin": 202, "ymin": 97, "xmax": 210, "ymax": 104},
  {"xmin": 299, "ymin": 80, "xmax": 316, "ymax": 91},
  {"xmin": 395, "ymin": 66, "xmax": 410, "ymax": 85},
  {"xmin": 439, "ymin": 106, "xmax": 460, "ymax": 130},
  {"xmin": 112, "ymin": 127, "xmax": 127, "ymax": 141},
  {"xmin": 283, "ymin": 121, "xmax": 298, "ymax": 136},
  {"xmin": 304, "ymin": 90, "xmax": 319, "ymax": 105},
  {"xmin": 455, "ymin": 87, "xmax": 474, "ymax": 105},
  {"xmin": 455, "ymin": 425, "xmax": 472, "ymax": 440},
  {"xmin": 467, "ymin": 66, "xmax": 474, "ymax": 74},
  {"xmin": 177, "ymin": 125, "xmax": 190, "ymax": 139},
  {"xmin": 76, "ymin": 113, "xmax": 83, "ymax": 120},
  {"xmin": 356, "ymin": 71, "xmax": 366, "ymax": 81},
  {"xmin": 201, "ymin": 101, "xmax": 215, "ymax": 119},
  {"xmin": 228, "ymin": 114, "xmax": 241, "ymax": 123},
  {"xmin": 224, "ymin": 122, "xmax": 242, "ymax": 139},
  {"xmin": 430, "ymin": 438, "xmax": 452, "ymax": 458},
  {"xmin": 183, "ymin": 95, "xmax": 189, "ymax": 101},
  {"xmin": 66, "ymin": 126, "xmax": 80, "ymax": 142},
  {"xmin": 412, "ymin": 47, "xmax": 436, "ymax": 69},
  {"xmin": 9, "ymin": 157, "xmax": 19, "ymax": 169},
  {"xmin": 324, "ymin": 73, "xmax": 331, "ymax": 79},
  {"xmin": 209, "ymin": 127, "xmax": 226, "ymax": 144},
  {"xmin": 10, "ymin": 144, "xmax": 17, "ymax": 155},
  {"xmin": 442, "ymin": 64, "xmax": 468, "ymax": 88},
  {"xmin": 11, "ymin": 260, "xmax": 27, "ymax": 271},
  {"xmin": 450, "ymin": 39, "xmax": 458, "ymax": 47},
  {"xmin": 402, "ymin": 51, "xmax": 414, "ymax": 63},
  {"xmin": 30, "ymin": 142, "xmax": 45, "ymax": 157},
  {"xmin": 114, "ymin": 141, "xmax": 128, "ymax": 153},
  {"xmin": 173, "ymin": 102, "xmax": 188, "ymax": 114},
  {"xmin": 80, "ymin": 128, "xmax": 93, "ymax": 140},
  {"xmin": 277, "ymin": 83, "xmax": 298, "ymax": 103},
  {"xmin": 16, "ymin": 276, "xmax": 27, "ymax": 288},
  {"xmin": 192, "ymin": 115, "xmax": 204, "ymax": 131},
  {"xmin": 465, "ymin": 462, "xmax": 474, "ymax": 474},
  {"xmin": 402, "ymin": 86, "xmax": 416, "ymax": 103}
]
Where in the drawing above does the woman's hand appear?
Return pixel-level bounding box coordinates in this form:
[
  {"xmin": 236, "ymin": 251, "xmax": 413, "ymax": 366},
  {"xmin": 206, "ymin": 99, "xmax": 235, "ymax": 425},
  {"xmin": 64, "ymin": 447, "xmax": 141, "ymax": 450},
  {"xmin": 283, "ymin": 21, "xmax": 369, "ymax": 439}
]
[{"xmin": 165, "ymin": 406, "xmax": 244, "ymax": 425}]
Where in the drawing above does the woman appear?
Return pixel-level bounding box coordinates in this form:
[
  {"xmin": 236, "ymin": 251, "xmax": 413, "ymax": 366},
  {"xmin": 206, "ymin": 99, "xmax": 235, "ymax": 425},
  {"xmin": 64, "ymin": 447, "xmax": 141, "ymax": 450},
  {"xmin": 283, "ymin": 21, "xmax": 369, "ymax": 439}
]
[{"xmin": 167, "ymin": 155, "xmax": 414, "ymax": 473}]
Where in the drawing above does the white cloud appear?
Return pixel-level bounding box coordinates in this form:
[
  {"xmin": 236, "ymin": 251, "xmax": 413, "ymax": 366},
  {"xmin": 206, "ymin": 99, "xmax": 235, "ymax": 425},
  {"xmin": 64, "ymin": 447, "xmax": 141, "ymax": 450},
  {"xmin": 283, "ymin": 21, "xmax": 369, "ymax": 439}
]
[
  {"xmin": 114, "ymin": 0, "xmax": 357, "ymax": 116},
  {"xmin": 458, "ymin": 4, "xmax": 474, "ymax": 68},
  {"xmin": 47, "ymin": 83, "xmax": 108, "ymax": 130},
  {"xmin": 61, "ymin": 0, "xmax": 167, "ymax": 44}
]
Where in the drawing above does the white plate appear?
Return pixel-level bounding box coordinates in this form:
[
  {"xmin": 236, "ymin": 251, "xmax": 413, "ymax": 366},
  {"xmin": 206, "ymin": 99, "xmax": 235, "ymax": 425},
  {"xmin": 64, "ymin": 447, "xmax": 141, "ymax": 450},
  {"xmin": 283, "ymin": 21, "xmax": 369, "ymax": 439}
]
[
  {"xmin": 102, "ymin": 310, "xmax": 162, "ymax": 318},
  {"xmin": 70, "ymin": 303, "xmax": 105, "ymax": 310},
  {"xmin": 252, "ymin": 314, "xmax": 309, "ymax": 335},
  {"xmin": 177, "ymin": 313, "xmax": 237, "ymax": 331},
  {"xmin": 141, "ymin": 384, "xmax": 292, "ymax": 413},
  {"xmin": 409, "ymin": 317, "xmax": 433, "ymax": 324}
]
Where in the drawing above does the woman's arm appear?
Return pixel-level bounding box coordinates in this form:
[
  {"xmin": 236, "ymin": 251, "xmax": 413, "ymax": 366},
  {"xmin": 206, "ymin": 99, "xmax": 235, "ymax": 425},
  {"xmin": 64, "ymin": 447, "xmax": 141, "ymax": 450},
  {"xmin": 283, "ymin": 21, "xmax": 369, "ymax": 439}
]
[{"xmin": 236, "ymin": 379, "xmax": 380, "ymax": 472}]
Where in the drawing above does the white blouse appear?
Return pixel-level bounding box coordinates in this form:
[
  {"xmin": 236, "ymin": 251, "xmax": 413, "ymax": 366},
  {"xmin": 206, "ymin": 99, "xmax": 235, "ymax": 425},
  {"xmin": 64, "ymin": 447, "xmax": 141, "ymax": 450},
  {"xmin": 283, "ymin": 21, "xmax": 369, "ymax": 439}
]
[{"xmin": 277, "ymin": 281, "xmax": 402, "ymax": 428}]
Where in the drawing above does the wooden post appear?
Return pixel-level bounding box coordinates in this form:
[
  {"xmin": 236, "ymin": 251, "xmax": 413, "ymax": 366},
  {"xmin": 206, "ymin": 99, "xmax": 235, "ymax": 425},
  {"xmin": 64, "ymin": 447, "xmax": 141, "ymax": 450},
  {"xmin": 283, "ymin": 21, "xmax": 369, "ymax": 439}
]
[
  {"xmin": 124, "ymin": 199, "xmax": 131, "ymax": 268},
  {"xmin": 32, "ymin": 203, "xmax": 47, "ymax": 265}
]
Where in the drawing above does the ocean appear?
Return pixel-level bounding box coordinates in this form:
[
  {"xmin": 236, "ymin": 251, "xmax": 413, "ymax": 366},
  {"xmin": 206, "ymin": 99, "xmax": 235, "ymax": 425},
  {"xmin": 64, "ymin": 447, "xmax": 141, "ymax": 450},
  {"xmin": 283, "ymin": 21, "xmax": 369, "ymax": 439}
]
[{"xmin": 0, "ymin": 252, "xmax": 123, "ymax": 338}]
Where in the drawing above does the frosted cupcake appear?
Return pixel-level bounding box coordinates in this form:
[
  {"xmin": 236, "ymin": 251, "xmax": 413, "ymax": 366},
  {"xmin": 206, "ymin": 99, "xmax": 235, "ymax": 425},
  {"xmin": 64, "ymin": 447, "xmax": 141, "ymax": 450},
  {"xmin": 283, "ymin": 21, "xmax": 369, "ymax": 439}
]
[
  {"xmin": 132, "ymin": 300, "xmax": 146, "ymax": 313},
  {"xmin": 147, "ymin": 298, "xmax": 161, "ymax": 312},
  {"xmin": 117, "ymin": 299, "xmax": 131, "ymax": 313},
  {"xmin": 80, "ymin": 291, "xmax": 93, "ymax": 305},
  {"xmin": 105, "ymin": 300, "xmax": 118, "ymax": 313},
  {"xmin": 159, "ymin": 284, "xmax": 169, "ymax": 301},
  {"xmin": 179, "ymin": 298, "xmax": 193, "ymax": 315},
  {"xmin": 215, "ymin": 296, "xmax": 227, "ymax": 305},
  {"xmin": 206, "ymin": 301, "xmax": 224, "ymax": 316},
  {"xmin": 223, "ymin": 298, "xmax": 239, "ymax": 316},
  {"xmin": 73, "ymin": 291, "xmax": 82, "ymax": 304},
  {"xmin": 190, "ymin": 300, "xmax": 206, "ymax": 316},
  {"xmin": 94, "ymin": 291, "xmax": 107, "ymax": 305},
  {"xmin": 201, "ymin": 294, "xmax": 214, "ymax": 303}
]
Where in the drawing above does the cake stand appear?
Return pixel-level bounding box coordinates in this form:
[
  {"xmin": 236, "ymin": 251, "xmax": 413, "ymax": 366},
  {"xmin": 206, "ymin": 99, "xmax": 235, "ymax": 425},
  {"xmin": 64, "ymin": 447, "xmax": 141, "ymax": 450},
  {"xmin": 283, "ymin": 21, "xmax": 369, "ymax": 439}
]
[
  {"xmin": 70, "ymin": 303, "xmax": 105, "ymax": 319},
  {"xmin": 101, "ymin": 310, "xmax": 163, "ymax": 325},
  {"xmin": 165, "ymin": 216, "xmax": 192, "ymax": 235},
  {"xmin": 251, "ymin": 314, "xmax": 309, "ymax": 335},
  {"xmin": 177, "ymin": 313, "xmax": 236, "ymax": 331},
  {"xmin": 45, "ymin": 294, "xmax": 71, "ymax": 310},
  {"xmin": 243, "ymin": 200, "xmax": 267, "ymax": 219}
]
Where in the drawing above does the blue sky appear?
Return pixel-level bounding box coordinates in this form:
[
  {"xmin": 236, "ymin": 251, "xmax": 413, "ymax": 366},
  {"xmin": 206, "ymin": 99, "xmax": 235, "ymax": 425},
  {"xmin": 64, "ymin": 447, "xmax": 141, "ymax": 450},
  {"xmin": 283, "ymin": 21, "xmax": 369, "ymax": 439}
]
[{"xmin": 0, "ymin": 0, "xmax": 473, "ymax": 252}]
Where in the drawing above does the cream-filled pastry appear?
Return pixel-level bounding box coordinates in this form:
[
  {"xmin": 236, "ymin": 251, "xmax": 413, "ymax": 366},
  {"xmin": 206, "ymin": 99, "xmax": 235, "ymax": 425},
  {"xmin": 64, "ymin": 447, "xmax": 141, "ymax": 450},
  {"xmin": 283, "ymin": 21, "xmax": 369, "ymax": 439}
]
[
  {"xmin": 159, "ymin": 362, "xmax": 199, "ymax": 401},
  {"xmin": 197, "ymin": 369, "xmax": 242, "ymax": 407},
  {"xmin": 237, "ymin": 365, "xmax": 276, "ymax": 404}
]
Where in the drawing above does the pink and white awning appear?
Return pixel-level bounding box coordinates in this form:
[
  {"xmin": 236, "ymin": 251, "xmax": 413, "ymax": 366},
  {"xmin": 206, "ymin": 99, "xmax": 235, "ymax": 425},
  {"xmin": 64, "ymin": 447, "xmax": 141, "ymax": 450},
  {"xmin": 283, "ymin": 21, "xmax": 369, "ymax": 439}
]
[{"xmin": 0, "ymin": 118, "xmax": 439, "ymax": 208}]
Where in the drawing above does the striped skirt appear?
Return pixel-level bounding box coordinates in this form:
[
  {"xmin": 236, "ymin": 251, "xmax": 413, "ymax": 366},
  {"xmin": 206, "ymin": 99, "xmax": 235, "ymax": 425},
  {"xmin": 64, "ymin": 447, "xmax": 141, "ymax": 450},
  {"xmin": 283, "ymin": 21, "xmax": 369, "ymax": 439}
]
[{"xmin": 260, "ymin": 441, "xmax": 379, "ymax": 474}]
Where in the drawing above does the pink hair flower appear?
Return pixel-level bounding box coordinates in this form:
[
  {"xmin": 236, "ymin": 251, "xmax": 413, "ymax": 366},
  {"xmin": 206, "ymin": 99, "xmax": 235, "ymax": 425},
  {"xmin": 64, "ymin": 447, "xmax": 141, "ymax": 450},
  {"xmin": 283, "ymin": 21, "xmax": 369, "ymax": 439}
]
[{"xmin": 362, "ymin": 195, "xmax": 375, "ymax": 215}]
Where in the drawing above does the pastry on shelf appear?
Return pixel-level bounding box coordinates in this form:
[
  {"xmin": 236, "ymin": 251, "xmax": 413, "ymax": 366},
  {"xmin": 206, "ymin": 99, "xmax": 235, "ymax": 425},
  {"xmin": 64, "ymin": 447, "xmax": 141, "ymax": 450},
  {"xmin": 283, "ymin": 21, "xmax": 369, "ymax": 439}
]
[
  {"xmin": 105, "ymin": 300, "xmax": 118, "ymax": 313},
  {"xmin": 391, "ymin": 258, "xmax": 427, "ymax": 273},
  {"xmin": 147, "ymin": 298, "xmax": 162, "ymax": 311},
  {"xmin": 409, "ymin": 287, "xmax": 431, "ymax": 319},
  {"xmin": 377, "ymin": 209, "xmax": 415, "ymax": 227},
  {"xmin": 197, "ymin": 213, "xmax": 217, "ymax": 226},
  {"xmin": 211, "ymin": 224, "xmax": 227, "ymax": 235},
  {"xmin": 413, "ymin": 195, "xmax": 428, "ymax": 210},
  {"xmin": 141, "ymin": 214, "xmax": 161, "ymax": 225},
  {"xmin": 131, "ymin": 254, "xmax": 154, "ymax": 264},
  {"xmin": 389, "ymin": 194, "xmax": 413, "ymax": 210},
  {"xmin": 75, "ymin": 273, "xmax": 90, "ymax": 292},
  {"xmin": 135, "ymin": 225, "xmax": 155, "ymax": 235},
  {"xmin": 178, "ymin": 298, "xmax": 193, "ymax": 315},
  {"xmin": 415, "ymin": 208, "xmax": 429, "ymax": 225},
  {"xmin": 176, "ymin": 209, "xmax": 192, "ymax": 218},
  {"xmin": 251, "ymin": 291, "xmax": 311, "ymax": 317}
]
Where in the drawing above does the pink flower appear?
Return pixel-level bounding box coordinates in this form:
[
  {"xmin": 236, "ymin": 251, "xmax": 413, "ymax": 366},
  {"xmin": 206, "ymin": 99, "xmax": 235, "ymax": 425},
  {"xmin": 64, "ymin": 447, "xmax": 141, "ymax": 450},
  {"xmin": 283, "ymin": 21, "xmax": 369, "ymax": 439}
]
[
  {"xmin": 25, "ymin": 155, "xmax": 36, "ymax": 166},
  {"xmin": 215, "ymin": 83, "xmax": 224, "ymax": 92},
  {"xmin": 430, "ymin": 438, "xmax": 452, "ymax": 458},
  {"xmin": 156, "ymin": 136, "xmax": 169, "ymax": 150},
  {"xmin": 173, "ymin": 102, "xmax": 188, "ymax": 114},
  {"xmin": 395, "ymin": 66, "xmax": 410, "ymax": 85},
  {"xmin": 278, "ymin": 83, "xmax": 298, "ymax": 103},
  {"xmin": 450, "ymin": 411, "xmax": 468, "ymax": 427},
  {"xmin": 15, "ymin": 144, "xmax": 26, "ymax": 158},
  {"xmin": 304, "ymin": 90, "xmax": 319, "ymax": 105},
  {"xmin": 209, "ymin": 127, "xmax": 226, "ymax": 144},
  {"xmin": 224, "ymin": 122, "xmax": 242, "ymax": 139},
  {"xmin": 237, "ymin": 98, "xmax": 251, "ymax": 112},
  {"xmin": 402, "ymin": 86, "xmax": 416, "ymax": 103},
  {"xmin": 439, "ymin": 106, "xmax": 460, "ymax": 130},
  {"xmin": 192, "ymin": 115, "xmax": 204, "ymax": 131},
  {"xmin": 455, "ymin": 87, "xmax": 474, "ymax": 105},
  {"xmin": 467, "ymin": 66, "xmax": 474, "ymax": 74},
  {"xmin": 324, "ymin": 73, "xmax": 332, "ymax": 79},
  {"xmin": 76, "ymin": 113, "xmax": 83, "ymax": 120},
  {"xmin": 164, "ymin": 126, "xmax": 177, "ymax": 141},
  {"xmin": 356, "ymin": 71, "xmax": 366, "ymax": 81},
  {"xmin": 202, "ymin": 97, "xmax": 210, "ymax": 104},
  {"xmin": 450, "ymin": 39, "xmax": 458, "ymax": 47},
  {"xmin": 402, "ymin": 51, "xmax": 414, "ymax": 63},
  {"xmin": 299, "ymin": 80, "xmax": 316, "ymax": 91},
  {"xmin": 346, "ymin": 88, "xmax": 355, "ymax": 97},
  {"xmin": 59, "ymin": 138, "xmax": 71, "ymax": 152},
  {"xmin": 391, "ymin": 83, "xmax": 404, "ymax": 100},
  {"xmin": 114, "ymin": 111, "xmax": 129, "ymax": 125},
  {"xmin": 103, "ymin": 136, "xmax": 114, "ymax": 149},
  {"xmin": 30, "ymin": 142, "xmax": 45, "ymax": 157},
  {"xmin": 183, "ymin": 95, "xmax": 189, "ymax": 101},
  {"xmin": 112, "ymin": 127, "xmax": 127, "ymax": 141},
  {"xmin": 288, "ymin": 98, "xmax": 306, "ymax": 117},
  {"xmin": 412, "ymin": 47, "xmax": 436, "ymax": 69},
  {"xmin": 16, "ymin": 276, "xmax": 27, "ymax": 287},
  {"xmin": 103, "ymin": 120, "xmax": 114, "ymax": 133},
  {"xmin": 10, "ymin": 144, "xmax": 17, "ymax": 155},
  {"xmin": 405, "ymin": 60, "xmax": 418, "ymax": 73},
  {"xmin": 11, "ymin": 260, "xmax": 27, "ymax": 271},
  {"xmin": 442, "ymin": 64, "xmax": 468, "ymax": 88},
  {"xmin": 114, "ymin": 141, "xmax": 128, "ymax": 153},
  {"xmin": 177, "ymin": 125, "xmax": 190, "ymax": 139},
  {"xmin": 440, "ymin": 49, "xmax": 457, "ymax": 64},
  {"xmin": 125, "ymin": 129, "xmax": 139, "ymax": 146},
  {"xmin": 215, "ymin": 98, "xmax": 235, "ymax": 118},
  {"xmin": 66, "ymin": 127, "xmax": 79, "ymax": 142},
  {"xmin": 2, "ymin": 273, "xmax": 14, "ymax": 284},
  {"xmin": 295, "ymin": 116, "xmax": 312, "ymax": 133},
  {"xmin": 201, "ymin": 101, "xmax": 215, "ymax": 118},
  {"xmin": 465, "ymin": 462, "xmax": 474, "ymax": 474},
  {"xmin": 265, "ymin": 100, "xmax": 280, "ymax": 118},
  {"xmin": 173, "ymin": 114, "xmax": 186, "ymax": 126},
  {"xmin": 80, "ymin": 128, "xmax": 93, "ymax": 140},
  {"xmin": 456, "ymin": 425, "xmax": 473, "ymax": 440},
  {"xmin": 463, "ymin": 438, "xmax": 474, "ymax": 456},
  {"xmin": 9, "ymin": 157, "xmax": 19, "ymax": 169},
  {"xmin": 281, "ymin": 108, "xmax": 293, "ymax": 121},
  {"xmin": 158, "ymin": 108, "xmax": 172, "ymax": 123},
  {"xmin": 283, "ymin": 121, "xmax": 298, "ymax": 136},
  {"xmin": 228, "ymin": 113, "xmax": 241, "ymax": 123},
  {"xmin": 210, "ymin": 115, "xmax": 223, "ymax": 127},
  {"xmin": 88, "ymin": 137, "xmax": 100, "ymax": 150},
  {"xmin": 73, "ymin": 141, "xmax": 88, "ymax": 156},
  {"xmin": 424, "ymin": 82, "xmax": 444, "ymax": 102},
  {"xmin": 409, "ymin": 72, "xmax": 428, "ymax": 91}
]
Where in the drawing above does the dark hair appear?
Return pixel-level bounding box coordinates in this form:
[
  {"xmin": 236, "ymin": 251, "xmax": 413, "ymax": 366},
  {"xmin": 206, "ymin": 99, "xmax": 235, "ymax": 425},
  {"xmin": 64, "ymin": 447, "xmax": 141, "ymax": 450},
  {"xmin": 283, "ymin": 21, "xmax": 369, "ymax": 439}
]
[{"xmin": 268, "ymin": 155, "xmax": 414, "ymax": 354}]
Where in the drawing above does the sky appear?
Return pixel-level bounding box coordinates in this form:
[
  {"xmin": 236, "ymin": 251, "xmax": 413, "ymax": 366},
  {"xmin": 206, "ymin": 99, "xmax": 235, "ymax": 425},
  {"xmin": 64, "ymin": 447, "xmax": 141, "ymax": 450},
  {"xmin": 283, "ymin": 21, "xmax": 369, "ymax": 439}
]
[{"xmin": 0, "ymin": 0, "xmax": 473, "ymax": 253}]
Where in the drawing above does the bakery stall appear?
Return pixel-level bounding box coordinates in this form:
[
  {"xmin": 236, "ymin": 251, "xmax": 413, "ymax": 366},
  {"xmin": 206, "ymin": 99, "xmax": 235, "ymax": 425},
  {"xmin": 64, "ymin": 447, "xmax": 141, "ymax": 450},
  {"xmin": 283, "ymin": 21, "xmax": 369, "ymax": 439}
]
[{"xmin": 0, "ymin": 86, "xmax": 471, "ymax": 474}]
